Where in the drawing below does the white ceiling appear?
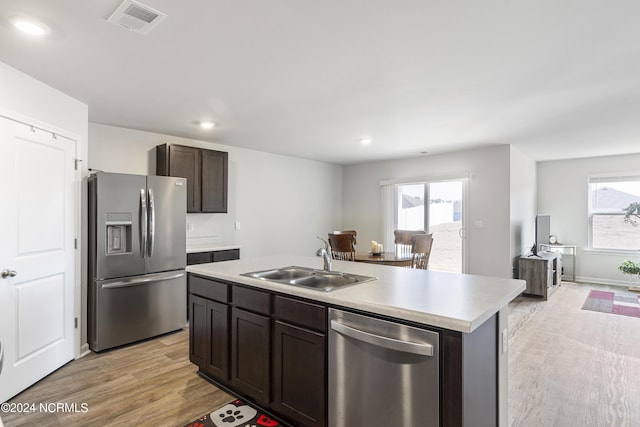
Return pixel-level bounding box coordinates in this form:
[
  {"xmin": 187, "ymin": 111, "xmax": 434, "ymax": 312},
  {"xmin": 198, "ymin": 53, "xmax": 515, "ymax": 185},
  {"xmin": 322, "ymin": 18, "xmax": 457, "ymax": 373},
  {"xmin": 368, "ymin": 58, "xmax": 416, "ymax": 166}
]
[{"xmin": 1, "ymin": 0, "xmax": 640, "ymax": 165}]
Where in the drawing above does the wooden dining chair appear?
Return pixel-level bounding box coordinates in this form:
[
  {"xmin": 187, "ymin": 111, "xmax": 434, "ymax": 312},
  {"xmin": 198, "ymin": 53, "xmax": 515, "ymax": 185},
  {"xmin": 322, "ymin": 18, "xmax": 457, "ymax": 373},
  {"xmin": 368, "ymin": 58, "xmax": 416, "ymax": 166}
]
[
  {"xmin": 411, "ymin": 233, "xmax": 434, "ymax": 270},
  {"xmin": 394, "ymin": 229, "xmax": 426, "ymax": 256},
  {"xmin": 332, "ymin": 229, "xmax": 357, "ymax": 245},
  {"xmin": 328, "ymin": 232, "xmax": 356, "ymax": 261}
]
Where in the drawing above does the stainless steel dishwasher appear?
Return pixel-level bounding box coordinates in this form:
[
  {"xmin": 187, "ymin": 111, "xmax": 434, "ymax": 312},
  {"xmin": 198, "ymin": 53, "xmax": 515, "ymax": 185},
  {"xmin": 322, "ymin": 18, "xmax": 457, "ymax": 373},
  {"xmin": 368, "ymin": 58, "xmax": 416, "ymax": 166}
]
[{"xmin": 329, "ymin": 308, "xmax": 439, "ymax": 426}]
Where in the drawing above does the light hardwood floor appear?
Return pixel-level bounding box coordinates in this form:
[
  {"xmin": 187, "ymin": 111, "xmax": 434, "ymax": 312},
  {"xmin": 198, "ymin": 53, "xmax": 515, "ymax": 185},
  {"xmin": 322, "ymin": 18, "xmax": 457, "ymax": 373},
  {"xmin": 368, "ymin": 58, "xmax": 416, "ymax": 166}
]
[
  {"xmin": 2, "ymin": 330, "xmax": 233, "ymax": 426},
  {"xmin": 2, "ymin": 282, "xmax": 639, "ymax": 426}
]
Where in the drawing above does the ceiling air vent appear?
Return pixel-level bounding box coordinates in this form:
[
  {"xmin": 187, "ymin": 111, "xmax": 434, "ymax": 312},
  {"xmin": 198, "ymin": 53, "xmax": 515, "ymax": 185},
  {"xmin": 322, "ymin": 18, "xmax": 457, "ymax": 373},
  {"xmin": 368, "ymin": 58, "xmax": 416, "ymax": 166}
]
[{"xmin": 107, "ymin": 0, "xmax": 167, "ymax": 34}]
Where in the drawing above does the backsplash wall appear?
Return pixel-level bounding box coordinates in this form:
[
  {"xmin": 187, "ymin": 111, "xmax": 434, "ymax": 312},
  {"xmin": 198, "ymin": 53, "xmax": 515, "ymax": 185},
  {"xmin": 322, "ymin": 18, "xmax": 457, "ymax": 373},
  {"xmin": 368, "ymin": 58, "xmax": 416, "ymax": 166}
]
[{"xmin": 88, "ymin": 123, "xmax": 344, "ymax": 257}]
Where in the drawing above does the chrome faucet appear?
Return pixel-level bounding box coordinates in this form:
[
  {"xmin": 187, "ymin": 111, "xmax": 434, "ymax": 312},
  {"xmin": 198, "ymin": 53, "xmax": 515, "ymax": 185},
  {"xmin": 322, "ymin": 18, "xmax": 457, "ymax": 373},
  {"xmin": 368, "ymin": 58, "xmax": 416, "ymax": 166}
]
[{"xmin": 316, "ymin": 236, "xmax": 332, "ymax": 272}]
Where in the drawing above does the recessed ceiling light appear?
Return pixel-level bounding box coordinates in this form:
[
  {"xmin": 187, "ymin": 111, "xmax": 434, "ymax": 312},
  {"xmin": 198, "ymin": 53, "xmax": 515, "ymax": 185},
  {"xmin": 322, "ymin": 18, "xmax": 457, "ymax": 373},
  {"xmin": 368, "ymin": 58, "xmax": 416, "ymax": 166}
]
[
  {"xmin": 11, "ymin": 16, "xmax": 51, "ymax": 36},
  {"xmin": 360, "ymin": 138, "xmax": 373, "ymax": 145},
  {"xmin": 200, "ymin": 121, "xmax": 216, "ymax": 129}
]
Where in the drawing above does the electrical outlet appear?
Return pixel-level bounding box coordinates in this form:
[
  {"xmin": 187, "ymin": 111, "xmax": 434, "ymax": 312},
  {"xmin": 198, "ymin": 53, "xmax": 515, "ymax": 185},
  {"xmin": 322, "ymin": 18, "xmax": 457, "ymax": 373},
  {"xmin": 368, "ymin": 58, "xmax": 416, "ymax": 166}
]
[{"xmin": 235, "ymin": 221, "xmax": 241, "ymax": 230}]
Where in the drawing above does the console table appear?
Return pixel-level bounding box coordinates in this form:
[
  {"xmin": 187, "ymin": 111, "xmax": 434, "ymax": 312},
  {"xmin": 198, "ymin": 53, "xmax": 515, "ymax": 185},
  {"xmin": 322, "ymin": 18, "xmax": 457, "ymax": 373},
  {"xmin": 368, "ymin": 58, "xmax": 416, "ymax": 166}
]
[
  {"xmin": 539, "ymin": 244, "xmax": 576, "ymax": 282},
  {"xmin": 519, "ymin": 252, "xmax": 562, "ymax": 300}
]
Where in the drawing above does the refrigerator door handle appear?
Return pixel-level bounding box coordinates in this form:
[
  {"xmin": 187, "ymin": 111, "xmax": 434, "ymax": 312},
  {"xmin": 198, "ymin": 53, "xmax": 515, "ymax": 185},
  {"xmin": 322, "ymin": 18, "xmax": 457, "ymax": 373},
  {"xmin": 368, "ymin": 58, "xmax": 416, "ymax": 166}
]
[
  {"xmin": 140, "ymin": 189, "xmax": 148, "ymax": 258},
  {"xmin": 100, "ymin": 271, "xmax": 185, "ymax": 289},
  {"xmin": 148, "ymin": 188, "xmax": 155, "ymax": 257}
]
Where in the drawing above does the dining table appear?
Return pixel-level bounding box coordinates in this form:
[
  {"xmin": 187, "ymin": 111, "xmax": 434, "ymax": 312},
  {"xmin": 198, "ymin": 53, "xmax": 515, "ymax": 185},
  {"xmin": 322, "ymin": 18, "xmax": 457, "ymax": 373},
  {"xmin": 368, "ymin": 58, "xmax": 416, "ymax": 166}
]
[{"xmin": 354, "ymin": 251, "xmax": 413, "ymax": 267}]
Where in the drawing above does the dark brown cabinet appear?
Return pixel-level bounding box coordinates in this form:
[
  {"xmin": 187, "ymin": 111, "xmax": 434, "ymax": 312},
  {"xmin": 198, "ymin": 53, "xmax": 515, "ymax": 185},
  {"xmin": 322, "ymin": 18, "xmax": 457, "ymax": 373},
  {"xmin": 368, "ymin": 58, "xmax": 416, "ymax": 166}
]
[
  {"xmin": 201, "ymin": 149, "xmax": 228, "ymax": 212},
  {"xmin": 156, "ymin": 143, "xmax": 228, "ymax": 213},
  {"xmin": 188, "ymin": 277, "xmax": 230, "ymax": 382},
  {"xmin": 187, "ymin": 249, "xmax": 240, "ymax": 266},
  {"xmin": 188, "ymin": 273, "xmax": 505, "ymax": 427},
  {"xmin": 188, "ymin": 274, "xmax": 328, "ymax": 426},
  {"xmin": 189, "ymin": 295, "xmax": 230, "ymax": 380},
  {"xmin": 231, "ymin": 286, "xmax": 271, "ymax": 404},
  {"xmin": 272, "ymin": 296, "xmax": 326, "ymax": 427},
  {"xmin": 189, "ymin": 294, "xmax": 208, "ymax": 367},
  {"xmin": 231, "ymin": 307, "xmax": 271, "ymax": 404}
]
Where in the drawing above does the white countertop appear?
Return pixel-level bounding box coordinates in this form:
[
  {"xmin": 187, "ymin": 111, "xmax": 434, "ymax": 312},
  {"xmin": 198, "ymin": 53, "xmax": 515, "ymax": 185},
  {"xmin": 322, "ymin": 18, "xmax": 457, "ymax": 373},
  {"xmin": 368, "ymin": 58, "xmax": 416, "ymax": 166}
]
[{"xmin": 186, "ymin": 255, "xmax": 525, "ymax": 333}]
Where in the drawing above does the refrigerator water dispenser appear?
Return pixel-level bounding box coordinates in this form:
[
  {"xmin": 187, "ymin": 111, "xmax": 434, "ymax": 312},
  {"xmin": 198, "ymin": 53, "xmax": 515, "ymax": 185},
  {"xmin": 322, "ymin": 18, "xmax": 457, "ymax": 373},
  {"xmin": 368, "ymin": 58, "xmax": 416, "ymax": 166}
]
[{"xmin": 105, "ymin": 213, "xmax": 132, "ymax": 255}]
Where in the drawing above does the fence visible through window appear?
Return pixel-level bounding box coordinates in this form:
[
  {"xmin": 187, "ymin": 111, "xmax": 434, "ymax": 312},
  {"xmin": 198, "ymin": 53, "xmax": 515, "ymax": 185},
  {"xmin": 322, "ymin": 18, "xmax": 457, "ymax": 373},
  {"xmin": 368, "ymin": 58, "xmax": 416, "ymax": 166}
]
[{"xmin": 397, "ymin": 180, "xmax": 463, "ymax": 273}]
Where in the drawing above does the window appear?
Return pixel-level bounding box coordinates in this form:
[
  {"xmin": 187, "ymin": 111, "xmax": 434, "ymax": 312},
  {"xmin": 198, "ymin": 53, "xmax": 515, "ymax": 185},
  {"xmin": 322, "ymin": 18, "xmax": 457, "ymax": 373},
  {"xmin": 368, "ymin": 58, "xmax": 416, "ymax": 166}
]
[
  {"xmin": 589, "ymin": 175, "xmax": 640, "ymax": 250},
  {"xmin": 395, "ymin": 180, "xmax": 464, "ymax": 272}
]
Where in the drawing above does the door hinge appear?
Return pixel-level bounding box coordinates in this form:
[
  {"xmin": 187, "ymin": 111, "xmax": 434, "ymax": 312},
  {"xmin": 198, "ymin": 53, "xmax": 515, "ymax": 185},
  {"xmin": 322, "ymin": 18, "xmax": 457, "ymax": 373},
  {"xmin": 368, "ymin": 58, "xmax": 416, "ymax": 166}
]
[
  {"xmin": 75, "ymin": 317, "xmax": 78, "ymax": 329},
  {"xmin": 74, "ymin": 238, "xmax": 78, "ymax": 249}
]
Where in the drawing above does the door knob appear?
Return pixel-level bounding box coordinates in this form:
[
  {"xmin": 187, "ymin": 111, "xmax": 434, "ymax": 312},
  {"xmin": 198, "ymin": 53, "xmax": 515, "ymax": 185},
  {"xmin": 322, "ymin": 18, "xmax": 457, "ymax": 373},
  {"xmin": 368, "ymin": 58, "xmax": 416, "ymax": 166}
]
[{"xmin": 1, "ymin": 269, "xmax": 17, "ymax": 279}]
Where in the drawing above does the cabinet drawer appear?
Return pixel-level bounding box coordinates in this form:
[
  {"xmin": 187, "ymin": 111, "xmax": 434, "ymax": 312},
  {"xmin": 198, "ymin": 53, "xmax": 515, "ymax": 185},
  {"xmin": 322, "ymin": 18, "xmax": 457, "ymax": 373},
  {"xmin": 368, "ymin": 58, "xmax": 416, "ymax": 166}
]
[
  {"xmin": 212, "ymin": 249, "xmax": 240, "ymax": 262},
  {"xmin": 232, "ymin": 286, "xmax": 271, "ymax": 315},
  {"xmin": 274, "ymin": 296, "xmax": 326, "ymax": 332},
  {"xmin": 187, "ymin": 252, "xmax": 212, "ymax": 265},
  {"xmin": 189, "ymin": 275, "xmax": 229, "ymax": 303}
]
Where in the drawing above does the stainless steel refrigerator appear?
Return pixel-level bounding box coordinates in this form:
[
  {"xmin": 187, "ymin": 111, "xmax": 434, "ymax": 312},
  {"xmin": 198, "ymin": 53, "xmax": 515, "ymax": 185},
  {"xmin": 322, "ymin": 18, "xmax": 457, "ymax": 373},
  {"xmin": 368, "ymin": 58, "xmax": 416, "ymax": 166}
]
[{"xmin": 88, "ymin": 172, "xmax": 187, "ymax": 352}]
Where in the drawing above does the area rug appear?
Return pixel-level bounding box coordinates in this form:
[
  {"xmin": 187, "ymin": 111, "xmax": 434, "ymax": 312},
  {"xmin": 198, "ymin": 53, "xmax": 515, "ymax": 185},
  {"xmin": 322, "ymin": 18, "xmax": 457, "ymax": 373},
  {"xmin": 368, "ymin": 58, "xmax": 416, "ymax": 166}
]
[
  {"xmin": 184, "ymin": 399, "xmax": 283, "ymax": 427},
  {"xmin": 582, "ymin": 289, "xmax": 640, "ymax": 318}
]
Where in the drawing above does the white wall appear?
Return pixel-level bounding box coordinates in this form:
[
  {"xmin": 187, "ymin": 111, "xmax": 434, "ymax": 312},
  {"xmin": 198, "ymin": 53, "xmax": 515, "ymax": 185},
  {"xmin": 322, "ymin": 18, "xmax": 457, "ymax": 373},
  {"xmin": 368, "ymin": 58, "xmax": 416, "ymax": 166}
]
[
  {"xmin": 538, "ymin": 153, "xmax": 640, "ymax": 285},
  {"xmin": 0, "ymin": 60, "xmax": 89, "ymax": 356},
  {"xmin": 88, "ymin": 123, "xmax": 344, "ymax": 258},
  {"xmin": 344, "ymin": 145, "xmax": 513, "ymax": 278},
  {"xmin": 0, "ymin": 62, "xmax": 88, "ymax": 143},
  {"xmin": 510, "ymin": 146, "xmax": 537, "ymax": 276}
]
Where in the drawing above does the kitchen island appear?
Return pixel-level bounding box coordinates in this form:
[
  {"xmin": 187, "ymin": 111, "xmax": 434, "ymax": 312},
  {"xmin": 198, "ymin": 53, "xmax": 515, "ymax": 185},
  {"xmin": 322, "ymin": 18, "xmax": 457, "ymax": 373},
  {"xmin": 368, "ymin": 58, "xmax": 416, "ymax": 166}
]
[{"xmin": 187, "ymin": 255, "xmax": 525, "ymax": 427}]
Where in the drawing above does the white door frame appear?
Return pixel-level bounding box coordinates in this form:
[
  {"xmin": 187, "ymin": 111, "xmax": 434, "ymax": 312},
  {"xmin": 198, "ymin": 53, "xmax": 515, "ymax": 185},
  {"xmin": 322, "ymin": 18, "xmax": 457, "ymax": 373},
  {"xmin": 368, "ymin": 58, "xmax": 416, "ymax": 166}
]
[{"xmin": 0, "ymin": 108, "xmax": 83, "ymax": 359}]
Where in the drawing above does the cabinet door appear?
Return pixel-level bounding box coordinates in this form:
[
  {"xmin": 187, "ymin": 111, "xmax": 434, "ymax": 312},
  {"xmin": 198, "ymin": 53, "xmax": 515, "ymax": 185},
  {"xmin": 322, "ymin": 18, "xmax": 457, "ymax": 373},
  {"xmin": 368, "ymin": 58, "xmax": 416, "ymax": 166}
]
[
  {"xmin": 231, "ymin": 307, "xmax": 271, "ymax": 404},
  {"xmin": 201, "ymin": 149, "xmax": 228, "ymax": 213},
  {"xmin": 272, "ymin": 320, "xmax": 326, "ymax": 427},
  {"xmin": 189, "ymin": 294, "xmax": 208, "ymax": 367},
  {"xmin": 205, "ymin": 299, "xmax": 230, "ymax": 381},
  {"xmin": 189, "ymin": 293, "xmax": 230, "ymax": 380},
  {"xmin": 168, "ymin": 145, "xmax": 201, "ymax": 212}
]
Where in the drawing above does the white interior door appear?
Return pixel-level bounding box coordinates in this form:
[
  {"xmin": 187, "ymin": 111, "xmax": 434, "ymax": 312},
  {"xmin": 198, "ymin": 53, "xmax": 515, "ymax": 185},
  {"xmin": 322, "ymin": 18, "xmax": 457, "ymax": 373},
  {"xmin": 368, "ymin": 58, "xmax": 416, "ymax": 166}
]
[{"xmin": 0, "ymin": 116, "xmax": 76, "ymax": 403}]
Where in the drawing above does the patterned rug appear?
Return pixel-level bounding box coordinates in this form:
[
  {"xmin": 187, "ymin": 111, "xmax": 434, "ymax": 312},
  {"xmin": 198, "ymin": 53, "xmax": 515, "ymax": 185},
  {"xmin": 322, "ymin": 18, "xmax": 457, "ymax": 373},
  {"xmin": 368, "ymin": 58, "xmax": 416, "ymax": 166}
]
[
  {"xmin": 582, "ymin": 289, "xmax": 640, "ymax": 318},
  {"xmin": 184, "ymin": 399, "xmax": 283, "ymax": 427}
]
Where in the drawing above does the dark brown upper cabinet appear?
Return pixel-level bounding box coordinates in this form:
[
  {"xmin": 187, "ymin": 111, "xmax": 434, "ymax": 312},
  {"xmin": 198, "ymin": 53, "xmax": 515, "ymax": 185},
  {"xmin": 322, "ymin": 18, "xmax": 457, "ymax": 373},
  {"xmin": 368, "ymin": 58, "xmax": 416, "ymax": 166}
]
[{"xmin": 156, "ymin": 144, "xmax": 228, "ymax": 213}]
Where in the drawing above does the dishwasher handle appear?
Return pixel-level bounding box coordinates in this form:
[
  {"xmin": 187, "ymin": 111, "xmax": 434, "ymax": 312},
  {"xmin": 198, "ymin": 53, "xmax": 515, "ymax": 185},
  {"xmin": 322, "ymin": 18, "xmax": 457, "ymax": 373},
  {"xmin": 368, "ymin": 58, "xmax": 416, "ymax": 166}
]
[{"xmin": 330, "ymin": 319, "xmax": 433, "ymax": 356}]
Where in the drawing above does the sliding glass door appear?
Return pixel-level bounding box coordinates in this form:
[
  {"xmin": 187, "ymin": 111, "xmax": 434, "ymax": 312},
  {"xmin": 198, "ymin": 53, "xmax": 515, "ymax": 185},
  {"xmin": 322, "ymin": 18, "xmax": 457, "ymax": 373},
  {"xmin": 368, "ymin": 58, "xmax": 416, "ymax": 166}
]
[{"xmin": 397, "ymin": 179, "xmax": 466, "ymax": 273}]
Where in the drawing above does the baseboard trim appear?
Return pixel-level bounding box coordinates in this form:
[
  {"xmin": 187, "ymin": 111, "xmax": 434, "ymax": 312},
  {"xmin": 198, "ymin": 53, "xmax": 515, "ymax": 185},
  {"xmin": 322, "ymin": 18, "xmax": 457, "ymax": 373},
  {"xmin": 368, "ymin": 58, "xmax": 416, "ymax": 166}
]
[
  {"xmin": 575, "ymin": 276, "xmax": 636, "ymax": 287},
  {"xmin": 78, "ymin": 343, "xmax": 91, "ymax": 359}
]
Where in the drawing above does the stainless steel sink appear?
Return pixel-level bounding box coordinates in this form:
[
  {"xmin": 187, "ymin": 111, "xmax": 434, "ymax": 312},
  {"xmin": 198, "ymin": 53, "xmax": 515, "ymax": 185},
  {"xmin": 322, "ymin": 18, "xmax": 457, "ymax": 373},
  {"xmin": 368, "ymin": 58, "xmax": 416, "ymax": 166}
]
[
  {"xmin": 248, "ymin": 267, "xmax": 316, "ymax": 281},
  {"xmin": 241, "ymin": 266, "xmax": 376, "ymax": 292}
]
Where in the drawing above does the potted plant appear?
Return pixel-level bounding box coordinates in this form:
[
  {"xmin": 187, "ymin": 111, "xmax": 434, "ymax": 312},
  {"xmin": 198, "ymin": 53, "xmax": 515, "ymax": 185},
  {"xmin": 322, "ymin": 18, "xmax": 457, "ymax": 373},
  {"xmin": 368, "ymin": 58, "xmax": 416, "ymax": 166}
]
[
  {"xmin": 618, "ymin": 259, "xmax": 640, "ymax": 275},
  {"xmin": 618, "ymin": 260, "xmax": 640, "ymax": 291}
]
